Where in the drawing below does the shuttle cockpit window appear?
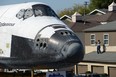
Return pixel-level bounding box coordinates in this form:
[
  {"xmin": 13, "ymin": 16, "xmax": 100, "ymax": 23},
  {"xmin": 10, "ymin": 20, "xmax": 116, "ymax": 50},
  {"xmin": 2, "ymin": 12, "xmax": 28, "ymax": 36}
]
[
  {"xmin": 32, "ymin": 4, "xmax": 59, "ymax": 18},
  {"xmin": 16, "ymin": 8, "xmax": 33, "ymax": 20},
  {"xmin": 16, "ymin": 4, "xmax": 59, "ymax": 20}
]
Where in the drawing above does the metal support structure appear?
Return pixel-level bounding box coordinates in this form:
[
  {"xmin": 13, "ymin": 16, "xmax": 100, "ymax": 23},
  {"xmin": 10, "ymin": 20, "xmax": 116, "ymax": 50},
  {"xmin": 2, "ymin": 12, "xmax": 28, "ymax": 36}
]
[
  {"xmin": 31, "ymin": 69, "xmax": 34, "ymax": 77},
  {"xmin": 74, "ymin": 64, "xmax": 78, "ymax": 75}
]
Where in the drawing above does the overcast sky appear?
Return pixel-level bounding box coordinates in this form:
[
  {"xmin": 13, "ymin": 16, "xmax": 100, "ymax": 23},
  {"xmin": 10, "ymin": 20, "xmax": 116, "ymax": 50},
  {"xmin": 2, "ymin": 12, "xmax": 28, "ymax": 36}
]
[{"xmin": 0, "ymin": 0, "xmax": 89, "ymax": 12}]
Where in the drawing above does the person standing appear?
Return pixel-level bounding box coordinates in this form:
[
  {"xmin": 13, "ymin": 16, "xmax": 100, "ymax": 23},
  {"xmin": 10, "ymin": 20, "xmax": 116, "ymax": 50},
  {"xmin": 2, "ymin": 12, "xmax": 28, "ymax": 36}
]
[
  {"xmin": 96, "ymin": 40, "xmax": 101, "ymax": 54},
  {"xmin": 102, "ymin": 43, "xmax": 106, "ymax": 53}
]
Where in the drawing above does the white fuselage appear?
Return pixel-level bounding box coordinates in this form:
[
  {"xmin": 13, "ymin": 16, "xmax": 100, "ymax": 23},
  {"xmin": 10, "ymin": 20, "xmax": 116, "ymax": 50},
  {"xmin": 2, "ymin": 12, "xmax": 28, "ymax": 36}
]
[{"xmin": 0, "ymin": 2, "xmax": 84, "ymax": 69}]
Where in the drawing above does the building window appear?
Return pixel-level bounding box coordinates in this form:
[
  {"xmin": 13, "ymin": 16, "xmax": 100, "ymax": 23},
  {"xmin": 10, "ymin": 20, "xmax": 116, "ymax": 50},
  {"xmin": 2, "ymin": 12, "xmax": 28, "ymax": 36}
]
[
  {"xmin": 90, "ymin": 34, "xmax": 96, "ymax": 45},
  {"xmin": 103, "ymin": 34, "xmax": 109, "ymax": 45}
]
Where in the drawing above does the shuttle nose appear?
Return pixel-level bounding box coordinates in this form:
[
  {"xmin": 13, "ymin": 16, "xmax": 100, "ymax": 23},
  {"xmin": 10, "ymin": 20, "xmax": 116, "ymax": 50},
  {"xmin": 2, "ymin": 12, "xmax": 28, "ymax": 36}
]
[
  {"xmin": 34, "ymin": 29, "xmax": 84, "ymax": 62},
  {"xmin": 67, "ymin": 43, "xmax": 82, "ymax": 57},
  {"xmin": 61, "ymin": 41, "xmax": 84, "ymax": 63},
  {"xmin": 61, "ymin": 42, "xmax": 84, "ymax": 58}
]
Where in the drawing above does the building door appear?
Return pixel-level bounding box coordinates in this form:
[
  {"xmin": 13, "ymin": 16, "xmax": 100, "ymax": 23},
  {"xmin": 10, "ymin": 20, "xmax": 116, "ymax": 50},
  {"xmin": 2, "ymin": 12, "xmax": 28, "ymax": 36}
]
[
  {"xmin": 92, "ymin": 66, "xmax": 104, "ymax": 74},
  {"xmin": 108, "ymin": 67, "xmax": 116, "ymax": 77},
  {"xmin": 78, "ymin": 65, "xmax": 87, "ymax": 74}
]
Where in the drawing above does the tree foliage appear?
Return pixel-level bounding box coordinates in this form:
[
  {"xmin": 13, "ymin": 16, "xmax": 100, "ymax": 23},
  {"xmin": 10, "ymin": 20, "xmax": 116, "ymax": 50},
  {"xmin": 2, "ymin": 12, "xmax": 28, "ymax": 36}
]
[
  {"xmin": 58, "ymin": 4, "xmax": 90, "ymax": 17},
  {"xmin": 58, "ymin": 8, "xmax": 74, "ymax": 17},
  {"xmin": 89, "ymin": 0, "xmax": 116, "ymax": 10},
  {"xmin": 58, "ymin": 0, "xmax": 116, "ymax": 17},
  {"xmin": 73, "ymin": 4, "xmax": 90, "ymax": 15}
]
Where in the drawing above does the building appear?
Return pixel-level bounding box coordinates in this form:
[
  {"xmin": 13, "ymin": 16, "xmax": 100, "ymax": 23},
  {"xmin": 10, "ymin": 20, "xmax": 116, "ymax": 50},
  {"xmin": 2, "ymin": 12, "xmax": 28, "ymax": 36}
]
[
  {"xmin": 60, "ymin": 2, "xmax": 116, "ymax": 77},
  {"xmin": 78, "ymin": 21, "xmax": 116, "ymax": 77},
  {"xmin": 84, "ymin": 21, "xmax": 116, "ymax": 53},
  {"xmin": 76, "ymin": 2, "xmax": 116, "ymax": 77}
]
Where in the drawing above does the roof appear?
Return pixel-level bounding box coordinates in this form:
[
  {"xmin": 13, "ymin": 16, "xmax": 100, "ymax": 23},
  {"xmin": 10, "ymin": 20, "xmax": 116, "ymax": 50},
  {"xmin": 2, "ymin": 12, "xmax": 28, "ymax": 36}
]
[
  {"xmin": 60, "ymin": 15, "xmax": 72, "ymax": 20},
  {"xmin": 87, "ymin": 12, "xmax": 116, "ymax": 22},
  {"xmin": 61, "ymin": 10, "xmax": 116, "ymax": 32},
  {"xmin": 89, "ymin": 9, "xmax": 107, "ymax": 15},
  {"xmin": 100, "ymin": 9, "xmax": 108, "ymax": 13},
  {"xmin": 84, "ymin": 21, "xmax": 116, "ymax": 32},
  {"xmin": 70, "ymin": 15, "xmax": 100, "ymax": 32},
  {"xmin": 69, "ymin": 11, "xmax": 116, "ymax": 32},
  {"xmin": 82, "ymin": 52, "xmax": 116, "ymax": 64},
  {"xmin": 71, "ymin": 21, "xmax": 100, "ymax": 32},
  {"xmin": 60, "ymin": 12, "xmax": 81, "ymax": 21}
]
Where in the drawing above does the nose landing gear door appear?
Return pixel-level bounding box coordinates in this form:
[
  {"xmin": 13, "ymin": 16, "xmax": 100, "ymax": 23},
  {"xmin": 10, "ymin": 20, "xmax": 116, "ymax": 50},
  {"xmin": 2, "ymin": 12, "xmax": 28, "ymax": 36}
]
[{"xmin": 0, "ymin": 33, "xmax": 12, "ymax": 57}]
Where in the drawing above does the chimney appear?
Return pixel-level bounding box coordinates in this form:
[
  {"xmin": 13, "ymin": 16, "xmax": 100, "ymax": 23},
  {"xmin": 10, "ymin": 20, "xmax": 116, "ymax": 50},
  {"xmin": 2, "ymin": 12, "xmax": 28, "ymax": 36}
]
[
  {"xmin": 72, "ymin": 12, "xmax": 82, "ymax": 22},
  {"xmin": 108, "ymin": 2, "xmax": 116, "ymax": 11}
]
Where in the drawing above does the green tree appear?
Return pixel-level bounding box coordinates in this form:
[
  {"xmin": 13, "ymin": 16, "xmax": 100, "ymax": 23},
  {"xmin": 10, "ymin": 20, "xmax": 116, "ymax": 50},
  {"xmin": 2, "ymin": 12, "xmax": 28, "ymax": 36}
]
[
  {"xmin": 58, "ymin": 0, "xmax": 116, "ymax": 17},
  {"xmin": 58, "ymin": 4, "xmax": 90, "ymax": 17},
  {"xmin": 73, "ymin": 4, "xmax": 90, "ymax": 15},
  {"xmin": 89, "ymin": 0, "xmax": 116, "ymax": 10},
  {"xmin": 58, "ymin": 8, "xmax": 74, "ymax": 17}
]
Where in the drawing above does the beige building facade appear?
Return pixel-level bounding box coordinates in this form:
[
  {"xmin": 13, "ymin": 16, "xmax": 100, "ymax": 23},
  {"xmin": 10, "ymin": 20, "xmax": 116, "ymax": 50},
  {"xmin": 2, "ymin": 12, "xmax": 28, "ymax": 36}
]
[
  {"xmin": 85, "ymin": 32, "xmax": 116, "ymax": 53},
  {"xmin": 78, "ymin": 62, "xmax": 116, "ymax": 77}
]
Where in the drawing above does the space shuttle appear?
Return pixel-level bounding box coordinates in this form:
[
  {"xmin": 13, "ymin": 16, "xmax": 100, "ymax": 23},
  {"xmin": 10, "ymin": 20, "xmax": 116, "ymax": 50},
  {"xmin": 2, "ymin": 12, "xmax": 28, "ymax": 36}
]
[{"xmin": 0, "ymin": 2, "xmax": 84, "ymax": 69}]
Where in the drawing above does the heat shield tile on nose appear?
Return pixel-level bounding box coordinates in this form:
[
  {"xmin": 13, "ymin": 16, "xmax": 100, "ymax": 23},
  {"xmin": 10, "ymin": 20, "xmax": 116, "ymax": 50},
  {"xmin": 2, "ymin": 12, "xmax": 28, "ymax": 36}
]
[{"xmin": 67, "ymin": 43, "xmax": 81, "ymax": 57}]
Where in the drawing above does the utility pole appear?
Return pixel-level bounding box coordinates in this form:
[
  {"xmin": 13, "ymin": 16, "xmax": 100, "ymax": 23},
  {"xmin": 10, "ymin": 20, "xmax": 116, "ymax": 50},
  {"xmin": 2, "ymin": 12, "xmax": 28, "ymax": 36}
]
[
  {"xmin": 84, "ymin": 1, "xmax": 88, "ymax": 24},
  {"xmin": 84, "ymin": 1, "xmax": 88, "ymax": 16}
]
